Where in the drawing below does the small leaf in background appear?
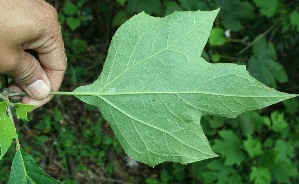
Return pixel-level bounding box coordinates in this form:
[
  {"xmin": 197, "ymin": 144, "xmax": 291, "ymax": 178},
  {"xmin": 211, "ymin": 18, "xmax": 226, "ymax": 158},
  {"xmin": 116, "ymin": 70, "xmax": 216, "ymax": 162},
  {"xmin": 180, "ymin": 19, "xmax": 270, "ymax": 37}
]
[
  {"xmin": 178, "ymin": 0, "xmax": 208, "ymax": 11},
  {"xmin": 274, "ymin": 140, "xmax": 295, "ymax": 163},
  {"xmin": 72, "ymin": 39, "xmax": 88, "ymax": 55},
  {"xmin": 127, "ymin": 0, "xmax": 162, "ymax": 15},
  {"xmin": 236, "ymin": 111, "xmax": 263, "ymax": 135},
  {"xmin": 290, "ymin": 10, "xmax": 299, "ymax": 32},
  {"xmin": 14, "ymin": 103, "xmax": 35, "ymax": 121},
  {"xmin": 283, "ymin": 98, "xmax": 299, "ymax": 114},
  {"xmin": 248, "ymin": 38, "xmax": 288, "ymax": 88},
  {"xmin": 8, "ymin": 149, "xmax": 61, "ymax": 184},
  {"xmin": 212, "ymin": 0, "xmax": 255, "ymax": 31},
  {"xmin": 208, "ymin": 116, "xmax": 225, "ymax": 128},
  {"xmin": 258, "ymin": 151, "xmax": 298, "ymax": 183},
  {"xmin": 209, "ymin": 28, "xmax": 226, "ymax": 46},
  {"xmin": 213, "ymin": 130, "xmax": 244, "ymax": 165},
  {"xmin": 66, "ymin": 17, "xmax": 81, "ymax": 31},
  {"xmin": 243, "ymin": 136, "xmax": 263, "ymax": 158},
  {"xmin": 116, "ymin": 0, "xmax": 126, "ymax": 6},
  {"xmin": 269, "ymin": 111, "xmax": 288, "ymax": 132},
  {"xmin": 63, "ymin": 1, "xmax": 78, "ymax": 16},
  {"xmin": 203, "ymin": 160, "xmax": 242, "ymax": 184},
  {"xmin": 112, "ymin": 10, "xmax": 131, "ymax": 27},
  {"xmin": 253, "ymin": 0, "xmax": 278, "ymax": 17},
  {"xmin": 164, "ymin": 2, "xmax": 183, "ymax": 15},
  {"xmin": 74, "ymin": 10, "xmax": 297, "ymax": 166},
  {"xmin": 250, "ymin": 167, "xmax": 271, "ymax": 184},
  {"xmin": 0, "ymin": 102, "xmax": 17, "ymax": 160},
  {"xmin": 211, "ymin": 53, "xmax": 221, "ymax": 62},
  {"xmin": 58, "ymin": 13, "xmax": 66, "ymax": 24}
]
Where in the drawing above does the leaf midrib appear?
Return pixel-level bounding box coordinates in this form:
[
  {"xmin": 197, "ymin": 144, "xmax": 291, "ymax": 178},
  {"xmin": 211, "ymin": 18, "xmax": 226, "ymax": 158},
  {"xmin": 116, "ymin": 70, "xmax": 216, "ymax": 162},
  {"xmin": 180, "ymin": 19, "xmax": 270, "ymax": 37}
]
[{"xmin": 72, "ymin": 91, "xmax": 293, "ymax": 98}]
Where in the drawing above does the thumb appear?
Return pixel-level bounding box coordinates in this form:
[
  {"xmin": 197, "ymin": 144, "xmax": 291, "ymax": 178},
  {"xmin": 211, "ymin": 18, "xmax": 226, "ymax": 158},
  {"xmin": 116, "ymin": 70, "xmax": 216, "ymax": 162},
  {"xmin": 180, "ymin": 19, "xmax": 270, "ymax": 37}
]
[{"xmin": 8, "ymin": 51, "xmax": 51, "ymax": 100}]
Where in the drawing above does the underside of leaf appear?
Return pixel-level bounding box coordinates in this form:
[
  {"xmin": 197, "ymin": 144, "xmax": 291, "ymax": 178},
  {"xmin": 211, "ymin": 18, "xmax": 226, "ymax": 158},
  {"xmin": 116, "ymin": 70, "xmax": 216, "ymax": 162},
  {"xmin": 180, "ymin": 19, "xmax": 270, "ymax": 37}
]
[{"xmin": 74, "ymin": 9, "xmax": 296, "ymax": 166}]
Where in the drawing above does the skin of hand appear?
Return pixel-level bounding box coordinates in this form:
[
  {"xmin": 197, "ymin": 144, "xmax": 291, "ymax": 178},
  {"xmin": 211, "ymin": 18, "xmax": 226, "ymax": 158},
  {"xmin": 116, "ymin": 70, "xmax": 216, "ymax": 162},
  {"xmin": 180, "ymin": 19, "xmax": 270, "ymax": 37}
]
[{"xmin": 0, "ymin": 0, "xmax": 66, "ymax": 107}]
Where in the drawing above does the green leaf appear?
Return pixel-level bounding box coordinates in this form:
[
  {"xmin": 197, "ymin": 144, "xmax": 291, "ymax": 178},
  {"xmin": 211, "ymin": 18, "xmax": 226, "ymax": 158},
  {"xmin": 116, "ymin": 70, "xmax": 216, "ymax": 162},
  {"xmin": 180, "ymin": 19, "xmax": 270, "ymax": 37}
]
[
  {"xmin": 209, "ymin": 28, "xmax": 226, "ymax": 46},
  {"xmin": 164, "ymin": 2, "xmax": 183, "ymax": 16},
  {"xmin": 8, "ymin": 149, "xmax": 61, "ymax": 183},
  {"xmin": 274, "ymin": 139, "xmax": 295, "ymax": 162},
  {"xmin": 258, "ymin": 151, "xmax": 298, "ymax": 183},
  {"xmin": 248, "ymin": 38, "xmax": 288, "ymax": 88},
  {"xmin": 74, "ymin": 10, "xmax": 296, "ymax": 166},
  {"xmin": 112, "ymin": 10, "xmax": 131, "ymax": 28},
  {"xmin": 243, "ymin": 136, "xmax": 263, "ymax": 158},
  {"xmin": 283, "ymin": 98, "xmax": 299, "ymax": 114},
  {"xmin": 290, "ymin": 10, "xmax": 299, "ymax": 32},
  {"xmin": 63, "ymin": 1, "xmax": 78, "ymax": 16},
  {"xmin": 250, "ymin": 167, "xmax": 271, "ymax": 184},
  {"xmin": 203, "ymin": 160, "xmax": 242, "ymax": 184},
  {"xmin": 211, "ymin": 53, "xmax": 221, "ymax": 62},
  {"xmin": 66, "ymin": 17, "xmax": 81, "ymax": 31},
  {"xmin": 127, "ymin": 0, "xmax": 161, "ymax": 15},
  {"xmin": 208, "ymin": 116, "xmax": 225, "ymax": 129},
  {"xmin": 0, "ymin": 102, "xmax": 17, "ymax": 160},
  {"xmin": 253, "ymin": 0, "xmax": 278, "ymax": 17},
  {"xmin": 213, "ymin": 130, "xmax": 244, "ymax": 165},
  {"xmin": 178, "ymin": 0, "xmax": 208, "ymax": 11},
  {"xmin": 211, "ymin": 0, "xmax": 255, "ymax": 31},
  {"xmin": 269, "ymin": 111, "xmax": 288, "ymax": 132},
  {"xmin": 14, "ymin": 103, "xmax": 35, "ymax": 121},
  {"xmin": 236, "ymin": 111, "xmax": 263, "ymax": 135},
  {"xmin": 116, "ymin": 0, "xmax": 126, "ymax": 6}
]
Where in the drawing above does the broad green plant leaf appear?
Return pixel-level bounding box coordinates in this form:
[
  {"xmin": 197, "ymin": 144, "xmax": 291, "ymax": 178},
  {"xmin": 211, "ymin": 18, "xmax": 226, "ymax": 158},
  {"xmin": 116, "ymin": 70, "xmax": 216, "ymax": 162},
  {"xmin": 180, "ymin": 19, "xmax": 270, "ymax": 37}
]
[
  {"xmin": 213, "ymin": 130, "xmax": 244, "ymax": 165},
  {"xmin": 0, "ymin": 102, "xmax": 17, "ymax": 160},
  {"xmin": 209, "ymin": 0, "xmax": 255, "ymax": 31},
  {"xmin": 258, "ymin": 151, "xmax": 298, "ymax": 183},
  {"xmin": 14, "ymin": 103, "xmax": 35, "ymax": 121},
  {"xmin": 63, "ymin": 1, "xmax": 77, "ymax": 16},
  {"xmin": 66, "ymin": 17, "xmax": 81, "ymax": 31},
  {"xmin": 253, "ymin": 0, "xmax": 278, "ymax": 18},
  {"xmin": 74, "ymin": 10, "xmax": 296, "ymax": 166},
  {"xmin": 250, "ymin": 167, "xmax": 271, "ymax": 184},
  {"xmin": 248, "ymin": 38, "xmax": 288, "ymax": 88},
  {"xmin": 290, "ymin": 10, "xmax": 299, "ymax": 32},
  {"xmin": 203, "ymin": 160, "xmax": 242, "ymax": 184},
  {"xmin": 243, "ymin": 136, "xmax": 263, "ymax": 158},
  {"xmin": 8, "ymin": 149, "xmax": 61, "ymax": 184}
]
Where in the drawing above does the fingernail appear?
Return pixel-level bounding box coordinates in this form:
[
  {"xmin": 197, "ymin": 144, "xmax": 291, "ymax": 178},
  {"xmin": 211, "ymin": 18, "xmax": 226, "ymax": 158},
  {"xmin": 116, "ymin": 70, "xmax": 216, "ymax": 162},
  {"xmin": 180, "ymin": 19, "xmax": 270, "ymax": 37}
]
[{"xmin": 27, "ymin": 80, "xmax": 50, "ymax": 99}]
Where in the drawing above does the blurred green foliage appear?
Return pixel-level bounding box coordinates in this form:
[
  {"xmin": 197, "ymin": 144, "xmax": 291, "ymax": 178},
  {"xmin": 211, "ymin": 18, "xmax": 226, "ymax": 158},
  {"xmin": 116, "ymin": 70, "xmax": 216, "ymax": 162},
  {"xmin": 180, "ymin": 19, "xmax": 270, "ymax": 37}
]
[{"xmin": 1, "ymin": 0, "xmax": 299, "ymax": 183}]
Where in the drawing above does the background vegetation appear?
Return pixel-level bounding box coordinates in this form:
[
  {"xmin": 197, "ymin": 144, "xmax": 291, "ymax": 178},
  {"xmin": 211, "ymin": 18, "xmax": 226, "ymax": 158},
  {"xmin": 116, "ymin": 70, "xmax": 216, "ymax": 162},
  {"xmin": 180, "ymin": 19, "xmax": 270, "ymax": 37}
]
[{"xmin": 1, "ymin": 0, "xmax": 299, "ymax": 183}]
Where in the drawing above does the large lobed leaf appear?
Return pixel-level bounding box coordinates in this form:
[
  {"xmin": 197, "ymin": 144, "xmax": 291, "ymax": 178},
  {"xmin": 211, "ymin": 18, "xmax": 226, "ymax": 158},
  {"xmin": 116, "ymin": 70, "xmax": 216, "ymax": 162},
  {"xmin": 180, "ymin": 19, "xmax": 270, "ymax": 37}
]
[{"xmin": 74, "ymin": 9, "xmax": 296, "ymax": 166}]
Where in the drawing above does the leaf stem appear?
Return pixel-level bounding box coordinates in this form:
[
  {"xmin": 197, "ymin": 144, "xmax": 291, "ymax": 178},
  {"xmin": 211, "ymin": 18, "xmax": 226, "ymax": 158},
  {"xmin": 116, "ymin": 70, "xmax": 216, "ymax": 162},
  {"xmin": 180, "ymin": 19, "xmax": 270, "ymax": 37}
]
[
  {"xmin": 7, "ymin": 106, "xmax": 21, "ymax": 151},
  {"xmin": 6, "ymin": 91, "xmax": 97, "ymax": 97}
]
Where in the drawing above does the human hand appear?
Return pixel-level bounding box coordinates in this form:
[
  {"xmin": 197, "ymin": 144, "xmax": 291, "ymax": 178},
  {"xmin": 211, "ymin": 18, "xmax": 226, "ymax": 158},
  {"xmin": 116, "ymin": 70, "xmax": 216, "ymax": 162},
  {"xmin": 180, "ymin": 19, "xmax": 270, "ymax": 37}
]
[{"xmin": 0, "ymin": 0, "xmax": 66, "ymax": 107}]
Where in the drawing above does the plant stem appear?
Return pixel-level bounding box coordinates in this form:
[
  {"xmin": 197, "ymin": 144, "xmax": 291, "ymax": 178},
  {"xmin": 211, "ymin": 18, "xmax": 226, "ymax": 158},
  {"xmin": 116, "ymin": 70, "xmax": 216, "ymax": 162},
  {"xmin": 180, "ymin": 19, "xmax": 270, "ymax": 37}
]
[
  {"xmin": 7, "ymin": 91, "xmax": 98, "ymax": 97},
  {"xmin": 7, "ymin": 103, "xmax": 21, "ymax": 151},
  {"xmin": 237, "ymin": 24, "xmax": 276, "ymax": 55}
]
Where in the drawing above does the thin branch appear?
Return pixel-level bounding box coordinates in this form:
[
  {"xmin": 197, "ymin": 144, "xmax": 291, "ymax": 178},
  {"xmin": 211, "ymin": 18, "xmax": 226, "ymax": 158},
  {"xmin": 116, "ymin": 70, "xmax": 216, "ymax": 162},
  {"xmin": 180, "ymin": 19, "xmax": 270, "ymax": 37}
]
[{"xmin": 237, "ymin": 25, "xmax": 276, "ymax": 55}]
